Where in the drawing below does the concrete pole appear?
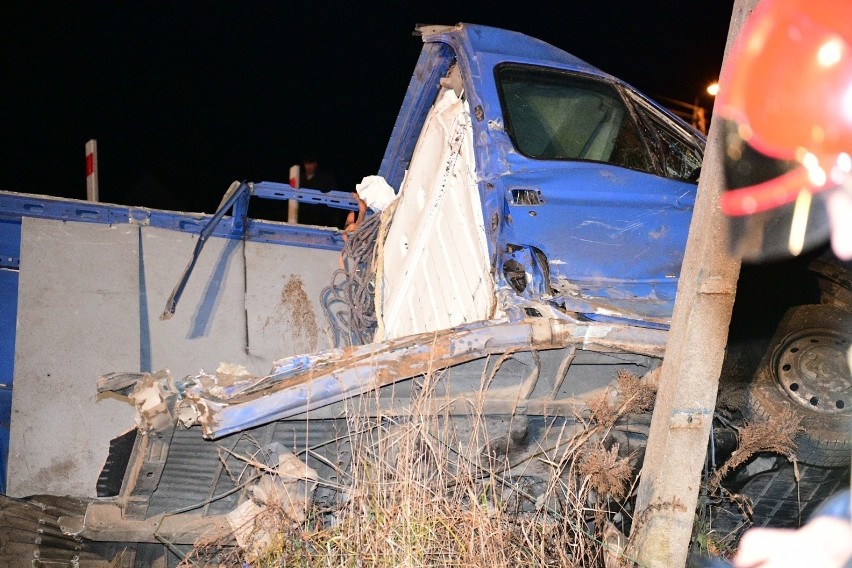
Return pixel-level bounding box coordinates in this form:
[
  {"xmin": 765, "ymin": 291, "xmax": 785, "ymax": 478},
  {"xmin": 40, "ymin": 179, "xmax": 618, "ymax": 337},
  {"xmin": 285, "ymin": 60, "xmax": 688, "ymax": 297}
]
[{"xmin": 628, "ymin": 1, "xmax": 758, "ymax": 566}]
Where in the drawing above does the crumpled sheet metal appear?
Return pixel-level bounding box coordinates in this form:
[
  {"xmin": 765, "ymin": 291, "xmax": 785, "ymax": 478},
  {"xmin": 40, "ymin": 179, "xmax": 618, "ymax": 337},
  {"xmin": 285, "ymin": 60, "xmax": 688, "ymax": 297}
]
[
  {"xmin": 183, "ymin": 318, "xmax": 666, "ymax": 439},
  {"xmin": 102, "ymin": 318, "xmax": 666, "ymax": 440},
  {"xmin": 98, "ymin": 369, "xmax": 179, "ymax": 434}
]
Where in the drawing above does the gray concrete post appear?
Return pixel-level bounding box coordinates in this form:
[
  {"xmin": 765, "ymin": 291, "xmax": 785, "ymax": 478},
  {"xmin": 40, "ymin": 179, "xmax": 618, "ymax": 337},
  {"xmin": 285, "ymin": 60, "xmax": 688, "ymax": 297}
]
[{"xmin": 628, "ymin": 2, "xmax": 759, "ymax": 566}]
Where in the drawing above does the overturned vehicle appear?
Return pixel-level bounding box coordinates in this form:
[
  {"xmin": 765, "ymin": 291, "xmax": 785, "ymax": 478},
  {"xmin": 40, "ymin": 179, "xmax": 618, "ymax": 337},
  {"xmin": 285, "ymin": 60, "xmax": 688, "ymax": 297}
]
[{"xmin": 1, "ymin": 23, "xmax": 849, "ymax": 565}]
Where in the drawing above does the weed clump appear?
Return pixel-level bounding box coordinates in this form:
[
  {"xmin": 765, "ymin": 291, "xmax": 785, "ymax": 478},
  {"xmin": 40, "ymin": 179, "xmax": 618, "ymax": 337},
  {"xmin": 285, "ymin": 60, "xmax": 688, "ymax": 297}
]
[
  {"xmin": 709, "ymin": 407, "xmax": 803, "ymax": 489},
  {"xmin": 577, "ymin": 444, "xmax": 633, "ymax": 501}
]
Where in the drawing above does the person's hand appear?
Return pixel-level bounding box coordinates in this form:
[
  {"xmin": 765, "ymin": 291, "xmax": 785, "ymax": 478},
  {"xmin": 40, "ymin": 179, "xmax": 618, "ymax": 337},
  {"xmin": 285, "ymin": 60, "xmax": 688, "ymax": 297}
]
[
  {"xmin": 732, "ymin": 517, "xmax": 852, "ymax": 568},
  {"xmin": 344, "ymin": 193, "xmax": 368, "ymax": 233}
]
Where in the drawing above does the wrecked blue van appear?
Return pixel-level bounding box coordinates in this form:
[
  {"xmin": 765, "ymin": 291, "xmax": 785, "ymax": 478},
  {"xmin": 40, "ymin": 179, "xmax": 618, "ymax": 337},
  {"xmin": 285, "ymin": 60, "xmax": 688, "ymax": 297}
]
[{"xmin": 0, "ymin": 23, "xmax": 847, "ymax": 563}]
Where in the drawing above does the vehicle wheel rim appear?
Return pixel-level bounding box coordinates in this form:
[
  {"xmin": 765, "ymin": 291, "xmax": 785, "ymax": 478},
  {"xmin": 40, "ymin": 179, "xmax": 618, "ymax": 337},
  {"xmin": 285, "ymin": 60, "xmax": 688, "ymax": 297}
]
[{"xmin": 774, "ymin": 329, "xmax": 851, "ymax": 416}]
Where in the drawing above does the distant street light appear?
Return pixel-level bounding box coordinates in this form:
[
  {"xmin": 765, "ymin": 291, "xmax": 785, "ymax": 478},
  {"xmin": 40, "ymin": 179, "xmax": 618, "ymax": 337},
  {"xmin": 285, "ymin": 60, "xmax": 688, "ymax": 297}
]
[{"xmin": 656, "ymin": 82, "xmax": 719, "ymax": 134}]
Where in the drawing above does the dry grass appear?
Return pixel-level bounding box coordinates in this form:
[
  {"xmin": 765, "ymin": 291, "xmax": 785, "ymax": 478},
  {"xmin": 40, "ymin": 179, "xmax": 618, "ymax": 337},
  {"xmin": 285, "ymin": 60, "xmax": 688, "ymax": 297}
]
[
  {"xmin": 588, "ymin": 370, "xmax": 655, "ymax": 430},
  {"xmin": 179, "ymin": 367, "xmax": 654, "ymax": 567},
  {"xmin": 577, "ymin": 445, "xmax": 633, "ymax": 502}
]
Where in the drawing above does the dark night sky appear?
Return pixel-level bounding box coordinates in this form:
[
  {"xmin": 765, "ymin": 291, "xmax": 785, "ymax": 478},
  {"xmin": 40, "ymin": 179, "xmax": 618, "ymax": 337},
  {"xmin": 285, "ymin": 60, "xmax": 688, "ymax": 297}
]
[{"xmin": 1, "ymin": 1, "xmax": 734, "ymax": 214}]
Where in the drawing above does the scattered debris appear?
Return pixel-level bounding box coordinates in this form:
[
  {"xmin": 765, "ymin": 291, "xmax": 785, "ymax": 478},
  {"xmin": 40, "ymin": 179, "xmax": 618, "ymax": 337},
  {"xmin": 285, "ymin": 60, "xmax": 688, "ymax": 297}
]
[
  {"xmin": 225, "ymin": 444, "xmax": 318, "ymax": 561},
  {"xmin": 98, "ymin": 369, "xmax": 179, "ymax": 434}
]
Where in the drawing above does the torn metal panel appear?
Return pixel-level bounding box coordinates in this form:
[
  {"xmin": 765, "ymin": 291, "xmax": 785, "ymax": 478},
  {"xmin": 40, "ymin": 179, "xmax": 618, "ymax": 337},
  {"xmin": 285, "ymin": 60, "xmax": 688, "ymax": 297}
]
[
  {"xmin": 376, "ymin": 86, "xmax": 497, "ymax": 341},
  {"xmin": 194, "ymin": 347, "xmax": 656, "ymax": 422},
  {"xmin": 99, "ymin": 370, "xmax": 181, "ymax": 434}
]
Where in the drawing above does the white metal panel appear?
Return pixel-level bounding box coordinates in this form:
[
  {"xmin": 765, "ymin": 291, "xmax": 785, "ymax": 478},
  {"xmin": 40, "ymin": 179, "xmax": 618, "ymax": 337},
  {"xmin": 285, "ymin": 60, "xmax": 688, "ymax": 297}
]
[
  {"xmin": 8, "ymin": 218, "xmax": 139, "ymax": 498},
  {"xmin": 8, "ymin": 219, "xmax": 343, "ymax": 497},
  {"xmin": 141, "ymin": 226, "xmax": 256, "ymax": 376},
  {"xmin": 142, "ymin": 228, "xmax": 341, "ymax": 377},
  {"xmin": 243, "ymin": 241, "xmax": 338, "ymax": 363},
  {"xmin": 376, "ymin": 88, "xmax": 495, "ymax": 340}
]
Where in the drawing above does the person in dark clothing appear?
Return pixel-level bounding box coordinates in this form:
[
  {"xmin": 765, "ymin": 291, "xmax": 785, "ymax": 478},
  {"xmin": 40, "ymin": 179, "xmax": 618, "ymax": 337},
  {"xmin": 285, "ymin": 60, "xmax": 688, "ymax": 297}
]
[
  {"xmin": 297, "ymin": 152, "xmax": 343, "ymax": 228},
  {"xmin": 299, "ymin": 153, "xmax": 337, "ymax": 192}
]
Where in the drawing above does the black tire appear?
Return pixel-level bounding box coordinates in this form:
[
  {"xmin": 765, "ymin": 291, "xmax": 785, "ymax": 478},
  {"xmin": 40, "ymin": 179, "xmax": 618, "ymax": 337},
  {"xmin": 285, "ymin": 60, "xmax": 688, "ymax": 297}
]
[
  {"xmin": 710, "ymin": 458, "xmax": 850, "ymax": 538},
  {"xmin": 806, "ymin": 254, "xmax": 852, "ymax": 310},
  {"xmin": 744, "ymin": 305, "xmax": 851, "ymax": 467},
  {"xmin": 742, "ymin": 461, "xmax": 850, "ymax": 528}
]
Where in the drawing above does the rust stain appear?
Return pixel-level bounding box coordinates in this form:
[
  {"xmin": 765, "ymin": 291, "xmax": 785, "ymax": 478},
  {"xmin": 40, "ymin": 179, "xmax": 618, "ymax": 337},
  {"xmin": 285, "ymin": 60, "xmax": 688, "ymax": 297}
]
[
  {"xmin": 630, "ymin": 497, "xmax": 689, "ymax": 536},
  {"xmin": 28, "ymin": 457, "xmax": 78, "ymax": 491},
  {"xmin": 277, "ymin": 275, "xmax": 319, "ymax": 352}
]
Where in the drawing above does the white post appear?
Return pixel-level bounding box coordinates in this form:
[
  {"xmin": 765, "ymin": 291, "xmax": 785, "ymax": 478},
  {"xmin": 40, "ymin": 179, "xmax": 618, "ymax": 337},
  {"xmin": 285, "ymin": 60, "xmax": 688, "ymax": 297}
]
[
  {"xmin": 85, "ymin": 139, "xmax": 99, "ymax": 202},
  {"xmin": 287, "ymin": 164, "xmax": 300, "ymax": 224}
]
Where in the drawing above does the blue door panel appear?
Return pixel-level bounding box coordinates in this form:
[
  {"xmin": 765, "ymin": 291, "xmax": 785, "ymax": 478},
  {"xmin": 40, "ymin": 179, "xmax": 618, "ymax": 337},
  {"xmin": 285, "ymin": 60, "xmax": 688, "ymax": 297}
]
[{"xmin": 501, "ymin": 161, "xmax": 696, "ymax": 319}]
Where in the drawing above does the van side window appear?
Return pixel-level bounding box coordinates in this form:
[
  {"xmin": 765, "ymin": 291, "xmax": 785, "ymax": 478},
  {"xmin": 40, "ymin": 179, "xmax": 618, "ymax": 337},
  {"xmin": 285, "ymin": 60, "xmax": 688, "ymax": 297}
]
[
  {"xmin": 628, "ymin": 95, "xmax": 704, "ymax": 183},
  {"xmin": 496, "ymin": 65, "xmax": 654, "ymax": 174}
]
